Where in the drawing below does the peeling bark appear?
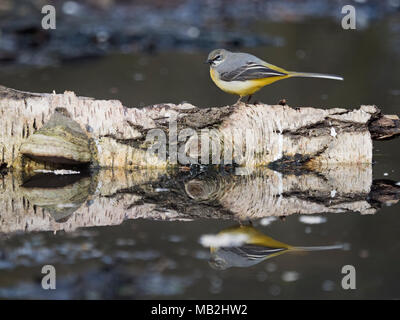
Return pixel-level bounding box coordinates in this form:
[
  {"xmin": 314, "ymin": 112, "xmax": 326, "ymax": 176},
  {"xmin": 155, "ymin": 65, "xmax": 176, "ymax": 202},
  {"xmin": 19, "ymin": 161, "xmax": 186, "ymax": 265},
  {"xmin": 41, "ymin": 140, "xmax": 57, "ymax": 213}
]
[{"xmin": 0, "ymin": 85, "xmax": 399, "ymax": 170}]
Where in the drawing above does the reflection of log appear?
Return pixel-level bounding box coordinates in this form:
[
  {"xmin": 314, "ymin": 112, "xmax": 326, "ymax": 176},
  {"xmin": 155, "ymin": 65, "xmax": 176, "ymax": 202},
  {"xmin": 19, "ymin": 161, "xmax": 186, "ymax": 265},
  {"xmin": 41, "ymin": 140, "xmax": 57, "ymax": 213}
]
[
  {"xmin": 0, "ymin": 86, "xmax": 399, "ymax": 170},
  {"xmin": 1, "ymin": 165, "xmax": 399, "ymax": 234}
]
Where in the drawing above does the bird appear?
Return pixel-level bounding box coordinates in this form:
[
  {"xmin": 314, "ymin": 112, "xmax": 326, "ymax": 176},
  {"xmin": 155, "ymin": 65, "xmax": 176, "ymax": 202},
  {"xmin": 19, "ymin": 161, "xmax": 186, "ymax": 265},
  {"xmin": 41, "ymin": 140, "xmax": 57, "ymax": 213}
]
[
  {"xmin": 206, "ymin": 49, "xmax": 343, "ymax": 104},
  {"xmin": 208, "ymin": 225, "xmax": 344, "ymax": 270}
]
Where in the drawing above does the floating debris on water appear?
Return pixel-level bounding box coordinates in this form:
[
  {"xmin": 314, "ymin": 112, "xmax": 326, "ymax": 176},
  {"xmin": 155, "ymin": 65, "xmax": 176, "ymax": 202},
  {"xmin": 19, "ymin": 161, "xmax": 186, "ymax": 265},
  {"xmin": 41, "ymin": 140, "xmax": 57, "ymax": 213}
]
[
  {"xmin": 259, "ymin": 217, "xmax": 277, "ymax": 226},
  {"xmin": 299, "ymin": 216, "xmax": 327, "ymax": 225},
  {"xmin": 282, "ymin": 271, "xmax": 300, "ymax": 282},
  {"xmin": 199, "ymin": 233, "xmax": 248, "ymax": 248}
]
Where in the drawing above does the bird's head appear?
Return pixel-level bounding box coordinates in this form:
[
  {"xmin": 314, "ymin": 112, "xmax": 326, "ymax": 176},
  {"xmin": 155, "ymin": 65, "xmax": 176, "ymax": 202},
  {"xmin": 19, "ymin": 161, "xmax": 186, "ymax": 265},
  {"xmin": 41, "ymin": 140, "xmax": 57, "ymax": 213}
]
[
  {"xmin": 206, "ymin": 49, "xmax": 229, "ymax": 67},
  {"xmin": 208, "ymin": 254, "xmax": 229, "ymax": 270}
]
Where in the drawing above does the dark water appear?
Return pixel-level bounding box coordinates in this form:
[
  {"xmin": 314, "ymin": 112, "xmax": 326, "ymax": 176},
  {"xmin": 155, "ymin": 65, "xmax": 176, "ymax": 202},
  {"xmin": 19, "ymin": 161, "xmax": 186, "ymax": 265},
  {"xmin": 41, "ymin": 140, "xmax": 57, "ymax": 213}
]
[{"xmin": 1, "ymin": 18, "xmax": 400, "ymax": 299}]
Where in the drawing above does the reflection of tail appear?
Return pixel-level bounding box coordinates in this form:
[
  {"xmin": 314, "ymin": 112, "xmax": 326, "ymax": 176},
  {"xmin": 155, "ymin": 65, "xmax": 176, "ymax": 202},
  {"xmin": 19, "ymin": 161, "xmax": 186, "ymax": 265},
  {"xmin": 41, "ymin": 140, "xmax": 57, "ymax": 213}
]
[
  {"xmin": 289, "ymin": 72, "xmax": 344, "ymax": 81},
  {"xmin": 292, "ymin": 244, "xmax": 345, "ymax": 252}
]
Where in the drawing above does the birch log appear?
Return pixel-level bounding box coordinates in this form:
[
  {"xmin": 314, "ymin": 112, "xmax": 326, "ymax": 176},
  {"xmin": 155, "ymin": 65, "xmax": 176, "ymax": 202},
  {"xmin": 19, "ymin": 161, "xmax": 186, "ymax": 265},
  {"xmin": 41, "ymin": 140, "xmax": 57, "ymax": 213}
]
[{"xmin": 0, "ymin": 86, "xmax": 399, "ymax": 170}]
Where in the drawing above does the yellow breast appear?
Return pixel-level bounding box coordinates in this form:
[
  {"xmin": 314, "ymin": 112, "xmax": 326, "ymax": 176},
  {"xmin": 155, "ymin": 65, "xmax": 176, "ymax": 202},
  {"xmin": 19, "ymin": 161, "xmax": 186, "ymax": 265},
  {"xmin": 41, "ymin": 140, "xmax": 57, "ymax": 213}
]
[{"xmin": 210, "ymin": 68, "xmax": 288, "ymax": 97}]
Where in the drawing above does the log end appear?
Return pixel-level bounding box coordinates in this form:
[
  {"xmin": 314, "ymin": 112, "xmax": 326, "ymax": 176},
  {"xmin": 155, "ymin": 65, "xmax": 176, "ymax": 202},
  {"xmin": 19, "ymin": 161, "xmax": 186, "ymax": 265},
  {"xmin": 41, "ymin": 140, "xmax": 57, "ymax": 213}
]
[{"xmin": 369, "ymin": 114, "xmax": 400, "ymax": 140}]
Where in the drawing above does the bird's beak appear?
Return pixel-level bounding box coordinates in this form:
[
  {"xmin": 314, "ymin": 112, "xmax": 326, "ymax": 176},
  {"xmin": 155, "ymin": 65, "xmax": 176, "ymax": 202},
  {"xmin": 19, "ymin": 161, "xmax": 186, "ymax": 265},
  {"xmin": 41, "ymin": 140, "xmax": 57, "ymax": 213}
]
[{"xmin": 205, "ymin": 59, "xmax": 213, "ymax": 65}]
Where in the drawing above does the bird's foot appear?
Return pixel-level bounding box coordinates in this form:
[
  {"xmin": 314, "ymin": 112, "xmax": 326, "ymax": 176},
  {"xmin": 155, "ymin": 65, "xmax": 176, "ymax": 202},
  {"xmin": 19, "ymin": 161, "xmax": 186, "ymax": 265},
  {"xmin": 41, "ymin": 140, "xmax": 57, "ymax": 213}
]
[
  {"xmin": 245, "ymin": 95, "xmax": 263, "ymax": 106},
  {"xmin": 233, "ymin": 96, "xmax": 244, "ymax": 106}
]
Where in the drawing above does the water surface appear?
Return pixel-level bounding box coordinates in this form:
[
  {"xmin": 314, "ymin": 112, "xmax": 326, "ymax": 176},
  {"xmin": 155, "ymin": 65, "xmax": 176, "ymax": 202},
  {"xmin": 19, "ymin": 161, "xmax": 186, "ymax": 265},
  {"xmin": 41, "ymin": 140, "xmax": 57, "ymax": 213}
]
[{"xmin": 1, "ymin": 18, "xmax": 400, "ymax": 299}]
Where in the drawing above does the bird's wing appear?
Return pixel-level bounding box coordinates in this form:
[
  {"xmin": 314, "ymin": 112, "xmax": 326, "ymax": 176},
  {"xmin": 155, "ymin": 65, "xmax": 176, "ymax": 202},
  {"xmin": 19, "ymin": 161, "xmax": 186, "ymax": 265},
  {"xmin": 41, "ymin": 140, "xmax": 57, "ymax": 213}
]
[
  {"xmin": 219, "ymin": 62, "xmax": 288, "ymax": 82},
  {"xmin": 228, "ymin": 244, "xmax": 287, "ymax": 261}
]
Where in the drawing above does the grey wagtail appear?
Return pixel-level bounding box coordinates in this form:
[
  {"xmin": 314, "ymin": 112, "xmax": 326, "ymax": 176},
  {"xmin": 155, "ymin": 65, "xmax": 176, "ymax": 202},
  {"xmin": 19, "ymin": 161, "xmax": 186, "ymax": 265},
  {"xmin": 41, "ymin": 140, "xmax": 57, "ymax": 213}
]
[
  {"xmin": 209, "ymin": 225, "xmax": 344, "ymax": 270},
  {"xmin": 206, "ymin": 49, "xmax": 343, "ymax": 104}
]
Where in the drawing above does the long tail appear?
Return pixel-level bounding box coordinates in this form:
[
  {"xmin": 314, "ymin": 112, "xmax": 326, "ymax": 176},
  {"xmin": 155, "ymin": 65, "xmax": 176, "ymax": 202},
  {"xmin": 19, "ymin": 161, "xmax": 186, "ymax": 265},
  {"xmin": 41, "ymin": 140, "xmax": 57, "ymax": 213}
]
[{"xmin": 288, "ymin": 71, "xmax": 344, "ymax": 81}]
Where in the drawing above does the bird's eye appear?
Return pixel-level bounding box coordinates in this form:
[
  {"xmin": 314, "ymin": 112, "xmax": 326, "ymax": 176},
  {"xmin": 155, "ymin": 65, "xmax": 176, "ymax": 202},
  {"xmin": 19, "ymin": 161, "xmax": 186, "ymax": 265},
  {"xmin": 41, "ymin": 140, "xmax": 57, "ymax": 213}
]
[{"xmin": 214, "ymin": 55, "xmax": 221, "ymax": 60}]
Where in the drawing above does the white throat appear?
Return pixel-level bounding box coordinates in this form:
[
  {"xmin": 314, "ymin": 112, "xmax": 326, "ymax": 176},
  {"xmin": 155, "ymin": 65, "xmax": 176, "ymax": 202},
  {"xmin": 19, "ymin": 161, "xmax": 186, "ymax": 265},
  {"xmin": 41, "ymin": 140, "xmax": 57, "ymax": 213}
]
[{"xmin": 211, "ymin": 59, "xmax": 224, "ymax": 67}]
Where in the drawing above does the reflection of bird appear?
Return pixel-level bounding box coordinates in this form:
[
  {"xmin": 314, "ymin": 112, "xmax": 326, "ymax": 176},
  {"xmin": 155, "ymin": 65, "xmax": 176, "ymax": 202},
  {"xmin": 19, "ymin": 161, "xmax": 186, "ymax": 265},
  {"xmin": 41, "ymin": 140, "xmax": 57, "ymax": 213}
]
[
  {"xmin": 209, "ymin": 225, "xmax": 343, "ymax": 270},
  {"xmin": 206, "ymin": 49, "xmax": 343, "ymax": 104}
]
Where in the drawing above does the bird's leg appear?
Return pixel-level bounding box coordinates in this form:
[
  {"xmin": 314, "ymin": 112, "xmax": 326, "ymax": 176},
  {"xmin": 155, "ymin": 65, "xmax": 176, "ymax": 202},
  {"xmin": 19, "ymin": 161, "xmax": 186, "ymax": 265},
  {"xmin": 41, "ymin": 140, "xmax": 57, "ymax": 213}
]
[
  {"xmin": 246, "ymin": 95, "xmax": 253, "ymax": 104},
  {"xmin": 235, "ymin": 96, "xmax": 243, "ymax": 105}
]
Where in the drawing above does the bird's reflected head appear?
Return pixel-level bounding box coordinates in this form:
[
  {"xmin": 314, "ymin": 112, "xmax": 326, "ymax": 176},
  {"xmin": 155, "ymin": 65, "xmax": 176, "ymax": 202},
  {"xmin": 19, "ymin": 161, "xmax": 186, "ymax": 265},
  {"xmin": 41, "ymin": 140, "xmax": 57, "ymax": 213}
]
[{"xmin": 208, "ymin": 254, "xmax": 229, "ymax": 270}]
